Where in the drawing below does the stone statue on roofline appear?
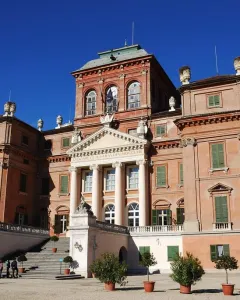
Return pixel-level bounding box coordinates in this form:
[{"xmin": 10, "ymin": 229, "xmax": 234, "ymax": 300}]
[
  {"xmin": 137, "ymin": 118, "xmax": 148, "ymax": 139},
  {"xmin": 71, "ymin": 127, "xmax": 81, "ymax": 145},
  {"xmin": 75, "ymin": 196, "xmax": 93, "ymax": 216}
]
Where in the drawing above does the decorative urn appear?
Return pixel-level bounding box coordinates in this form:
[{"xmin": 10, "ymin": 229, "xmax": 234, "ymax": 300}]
[
  {"xmin": 234, "ymin": 57, "xmax": 240, "ymax": 75},
  {"xmin": 179, "ymin": 66, "xmax": 191, "ymax": 85}
]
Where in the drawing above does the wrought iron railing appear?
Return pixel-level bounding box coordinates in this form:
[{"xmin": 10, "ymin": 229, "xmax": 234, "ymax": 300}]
[{"xmin": 0, "ymin": 222, "xmax": 49, "ymax": 236}]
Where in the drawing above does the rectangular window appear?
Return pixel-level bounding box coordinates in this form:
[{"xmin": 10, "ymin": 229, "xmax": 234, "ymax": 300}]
[
  {"xmin": 176, "ymin": 208, "xmax": 185, "ymax": 224},
  {"xmin": 41, "ymin": 178, "xmax": 49, "ymax": 195},
  {"xmin": 60, "ymin": 175, "xmax": 68, "ymax": 194},
  {"xmin": 179, "ymin": 163, "xmax": 183, "ymax": 185},
  {"xmin": 129, "ymin": 167, "xmax": 139, "ymax": 189},
  {"xmin": 167, "ymin": 246, "xmax": 179, "ymax": 261},
  {"xmin": 84, "ymin": 171, "xmax": 93, "ymax": 192},
  {"xmin": 139, "ymin": 246, "xmax": 150, "ymax": 262},
  {"xmin": 20, "ymin": 173, "xmax": 27, "ymax": 193},
  {"xmin": 211, "ymin": 143, "xmax": 225, "ymax": 169},
  {"xmin": 106, "ymin": 169, "xmax": 115, "ymax": 191},
  {"xmin": 21, "ymin": 135, "xmax": 29, "ymax": 146},
  {"xmin": 208, "ymin": 94, "xmax": 220, "ymax": 107},
  {"xmin": 156, "ymin": 125, "xmax": 166, "ymax": 137},
  {"xmin": 215, "ymin": 196, "xmax": 228, "ymax": 223},
  {"xmin": 210, "ymin": 244, "xmax": 230, "ymax": 261},
  {"xmin": 156, "ymin": 165, "xmax": 167, "ymax": 187},
  {"xmin": 62, "ymin": 137, "xmax": 70, "ymax": 148},
  {"xmin": 152, "ymin": 209, "xmax": 172, "ymax": 225}
]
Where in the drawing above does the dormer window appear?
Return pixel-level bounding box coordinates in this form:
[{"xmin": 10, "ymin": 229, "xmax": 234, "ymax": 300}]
[
  {"xmin": 85, "ymin": 90, "xmax": 97, "ymax": 116},
  {"xmin": 105, "ymin": 86, "xmax": 118, "ymax": 113},
  {"xmin": 208, "ymin": 94, "xmax": 221, "ymax": 107}
]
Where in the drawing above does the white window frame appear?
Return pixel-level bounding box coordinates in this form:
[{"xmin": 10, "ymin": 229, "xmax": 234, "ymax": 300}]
[
  {"xmin": 127, "ymin": 165, "xmax": 139, "ymax": 190},
  {"xmin": 82, "ymin": 170, "xmax": 93, "ymax": 193},
  {"xmin": 104, "ymin": 204, "xmax": 115, "ymax": 224},
  {"xmin": 128, "ymin": 202, "xmax": 139, "ymax": 227},
  {"xmin": 104, "ymin": 168, "xmax": 115, "ymax": 191}
]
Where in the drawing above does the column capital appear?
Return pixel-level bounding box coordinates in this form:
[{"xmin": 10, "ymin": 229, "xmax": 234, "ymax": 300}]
[
  {"xmin": 69, "ymin": 166, "xmax": 79, "ymax": 173},
  {"xmin": 136, "ymin": 159, "xmax": 148, "ymax": 166},
  {"xmin": 90, "ymin": 164, "xmax": 100, "ymax": 171},
  {"xmin": 112, "ymin": 162, "xmax": 124, "ymax": 168},
  {"xmin": 181, "ymin": 137, "xmax": 197, "ymax": 147}
]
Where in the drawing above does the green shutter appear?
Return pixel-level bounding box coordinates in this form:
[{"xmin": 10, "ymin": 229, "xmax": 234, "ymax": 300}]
[
  {"xmin": 156, "ymin": 166, "xmax": 166, "ymax": 187},
  {"xmin": 210, "ymin": 245, "xmax": 217, "ymax": 261},
  {"xmin": 54, "ymin": 215, "xmax": 61, "ymax": 234},
  {"xmin": 177, "ymin": 208, "xmax": 184, "ymax": 224},
  {"xmin": 214, "ymin": 95, "xmax": 220, "ymax": 106},
  {"xmin": 167, "ymin": 209, "xmax": 172, "ymax": 225},
  {"xmin": 62, "ymin": 138, "xmax": 70, "ymax": 147},
  {"xmin": 152, "ymin": 210, "xmax": 157, "ymax": 225},
  {"xmin": 156, "ymin": 125, "xmax": 166, "ymax": 137},
  {"xmin": 179, "ymin": 163, "xmax": 183, "ymax": 185},
  {"xmin": 139, "ymin": 246, "xmax": 150, "ymax": 262},
  {"xmin": 223, "ymin": 244, "xmax": 230, "ymax": 256},
  {"xmin": 60, "ymin": 175, "xmax": 68, "ymax": 193},
  {"xmin": 208, "ymin": 96, "xmax": 214, "ymax": 107},
  {"xmin": 167, "ymin": 246, "xmax": 179, "ymax": 261},
  {"xmin": 212, "ymin": 143, "xmax": 225, "ymax": 169},
  {"xmin": 215, "ymin": 196, "xmax": 228, "ymax": 223}
]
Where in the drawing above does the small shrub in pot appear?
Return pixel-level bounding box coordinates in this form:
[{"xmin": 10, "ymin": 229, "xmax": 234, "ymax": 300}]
[
  {"xmin": 139, "ymin": 252, "xmax": 157, "ymax": 292},
  {"xmin": 63, "ymin": 256, "xmax": 73, "ymax": 275},
  {"xmin": 17, "ymin": 254, "xmax": 27, "ymax": 273},
  {"xmin": 50, "ymin": 235, "xmax": 59, "ymax": 253}
]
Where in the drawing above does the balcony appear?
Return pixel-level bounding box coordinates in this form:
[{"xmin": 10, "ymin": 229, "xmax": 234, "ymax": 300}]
[
  {"xmin": 128, "ymin": 225, "xmax": 183, "ymax": 234},
  {"xmin": 213, "ymin": 222, "xmax": 232, "ymax": 231}
]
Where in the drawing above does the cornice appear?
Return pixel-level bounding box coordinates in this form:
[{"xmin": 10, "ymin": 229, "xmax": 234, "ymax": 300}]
[
  {"xmin": 153, "ymin": 139, "xmax": 181, "ymax": 150},
  {"xmin": 174, "ymin": 110, "xmax": 240, "ymax": 130},
  {"xmin": 48, "ymin": 155, "xmax": 71, "ymax": 163}
]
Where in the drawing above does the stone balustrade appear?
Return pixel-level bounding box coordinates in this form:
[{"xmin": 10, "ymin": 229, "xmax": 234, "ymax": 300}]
[
  {"xmin": 93, "ymin": 220, "xmax": 129, "ymax": 234},
  {"xmin": 213, "ymin": 222, "xmax": 232, "ymax": 231},
  {"xmin": 128, "ymin": 225, "xmax": 183, "ymax": 234},
  {"xmin": 0, "ymin": 222, "xmax": 49, "ymax": 236}
]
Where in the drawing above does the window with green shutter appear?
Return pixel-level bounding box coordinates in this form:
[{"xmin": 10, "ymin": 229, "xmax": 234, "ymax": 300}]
[
  {"xmin": 62, "ymin": 137, "xmax": 70, "ymax": 148},
  {"xmin": 156, "ymin": 166, "xmax": 167, "ymax": 187},
  {"xmin": 152, "ymin": 210, "xmax": 157, "ymax": 225},
  {"xmin": 167, "ymin": 246, "xmax": 179, "ymax": 261},
  {"xmin": 210, "ymin": 244, "xmax": 230, "ymax": 261},
  {"xmin": 215, "ymin": 196, "xmax": 228, "ymax": 223},
  {"xmin": 179, "ymin": 163, "xmax": 183, "ymax": 185},
  {"xmin": 208, "ymin": 95, "xmax": 220, "ymax": 107},
  {"xmin": 20, "ymin": 173, "xmax": 27, "ymax": 193},
  {"xmin": 60, "ymin": 175, "xmax": 68, "ymax": 194},
  {"xmin": 139, "ymin": 246, "xmax": 150, "ymax": 262},
  {"xmin": 176, "ymin": 208, "xmax": 185, "ymax": 224},
  {"xmin": 156, "ymin": 125, "xmax": 166, "ymax": 137},
  {"xmin": 211, "ymin": 143, "xmax": 225, "ymax": 169}
]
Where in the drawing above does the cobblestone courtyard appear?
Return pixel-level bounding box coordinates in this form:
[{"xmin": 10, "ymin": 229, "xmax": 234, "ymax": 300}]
[{"xmin": 0, "ymin": 274, "xmax": 239, "ymax": 300}]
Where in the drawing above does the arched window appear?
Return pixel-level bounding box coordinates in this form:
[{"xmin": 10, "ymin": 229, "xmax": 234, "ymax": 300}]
[
  {"xmin": 127, "ymin": 81, "xmax": 140, "ymax": 109},
  {"xmin": 105, "ymin": 204, "xmax": 115, "ymax": 224},
  {"xmin": 85, "ymin": 90, "xmax": 97, "ymax": 116},
  {"xmin": 128, "ymin": 203, "xmax": 139, "ymax": 227},
  {"xmin": 105, "ymin": 86, "xmax": 118, "ymax": 113}
]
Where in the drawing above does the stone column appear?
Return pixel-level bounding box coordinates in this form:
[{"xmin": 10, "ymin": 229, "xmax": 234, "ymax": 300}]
[
  {"xmin": 69, "ymin": 167, "xmax": 79, "ymax": 224},
  {"xmin": 112, "ymin": 162, "xmax": 124, "ymax": 225},
  {"xmin": 90, "ymin": 164, "xmax": 101, "ymax": 220},
  {"xmin": 181, "ymin": 137, "xmax": 199, "ymax": 232},
  {"xmin": 137, "ymin": 160, "xmax": 147, "ymax": 226}
]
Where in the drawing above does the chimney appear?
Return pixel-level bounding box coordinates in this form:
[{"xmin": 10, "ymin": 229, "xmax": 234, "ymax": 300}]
[{"xmin": 179, "ymin": 66, "xmax": 191, "ymax": 85}]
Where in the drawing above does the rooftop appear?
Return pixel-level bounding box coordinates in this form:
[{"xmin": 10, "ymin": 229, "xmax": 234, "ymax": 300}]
[{"xmin": 72, "ymin": 44, "xmax": 149, "ymax": 72}]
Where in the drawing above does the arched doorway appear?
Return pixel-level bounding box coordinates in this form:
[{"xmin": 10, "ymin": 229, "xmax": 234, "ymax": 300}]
[{"xmin": 119, "ymin": 246, "xmax": 127, "ymax": 263}]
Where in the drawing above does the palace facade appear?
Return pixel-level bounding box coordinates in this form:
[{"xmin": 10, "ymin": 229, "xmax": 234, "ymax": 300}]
[{"xmin": 1, "ymin": 45, "xmax": 240, "ymax": 270}]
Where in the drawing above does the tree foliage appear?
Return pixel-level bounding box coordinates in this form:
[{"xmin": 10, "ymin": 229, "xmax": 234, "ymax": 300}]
[
  {"xmin": 170, "ymin": 252, "xmax": 205, "ymax": 287},
  {"xmin": 89, "ymin": 252, "xmax": 127, "ymax": 285},
  {"xmin": 63, "ymin": 256, "xmax": 73, "ymax": 268},
  {"xmin": 139, "ymin": 252, "xmax": 157, "ymax": 282},
  {"xmin": 214, "ymin": 255, "xmax": 238, "ymax": 284}
]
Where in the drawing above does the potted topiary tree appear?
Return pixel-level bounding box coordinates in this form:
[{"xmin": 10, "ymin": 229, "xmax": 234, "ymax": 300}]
[
  {"xmin": 17, "ymin": 254, "xmax": 27, "ymax": 273},
  {"xmin": 170, "ymin": 252, "xmax": 205, "ymax": 294},
  {"xmin": 214, "ymin": 255, "xmax": 238, "ymax": 296},
  {"xmin": 139, "ymin": 252, "xmax": 157, "ymax": 292},
  {"xmin": 50, "ymin": 235, "xmax": 59, "ymax": 253},
  {"xmin": 63, "ymin": 256, "xmax": 73, "ymax": 275},
  {"xmin": 89, "ymin": 252, "xmax": 127, "ymax": 291}
]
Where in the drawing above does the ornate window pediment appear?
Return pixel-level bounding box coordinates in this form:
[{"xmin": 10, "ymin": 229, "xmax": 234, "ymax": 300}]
[
  {"xmin": 152, "ymin": 199, "xmax": 171, "ymax": 209},
  {"xmin": 208, "ymin": 183, "xmax": 233, "ymax": 194}
]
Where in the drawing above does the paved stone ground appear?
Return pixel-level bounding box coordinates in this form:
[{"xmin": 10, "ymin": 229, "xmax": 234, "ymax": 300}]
[{"xmin": 0, "ymin": 274, "xmax": 239, "ymax": 300}]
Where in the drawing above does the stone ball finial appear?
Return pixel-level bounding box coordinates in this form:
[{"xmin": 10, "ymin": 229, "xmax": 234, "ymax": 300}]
[
  {"xmin": 169, "ymin": 96, "xmax": 176, "ymax": 111},
  {"xmin": 56, "ymin": 115, "xmax": 63, "ymax": 127},
  {"xmin": 234, "ymin": 57, "xmax": 240, "ymax": 76},
  {"xmin": 179, "ymin": 66, "xmax": 191, "ymax": 85},
  {"xmin": 37, "ymin": 119, "xmax": 44, "ymax": 131}
]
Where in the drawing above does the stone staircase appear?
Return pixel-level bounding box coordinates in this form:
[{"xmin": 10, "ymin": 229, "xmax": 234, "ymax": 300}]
[{"xmin": 20, "ymin": 237, "xmax": 70, "ymax": 279}]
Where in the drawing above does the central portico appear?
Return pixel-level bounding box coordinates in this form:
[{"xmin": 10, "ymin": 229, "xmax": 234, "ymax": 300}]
[{"xmin": 67, "ymin": 121, "xmax": 150, "ymax": 227}]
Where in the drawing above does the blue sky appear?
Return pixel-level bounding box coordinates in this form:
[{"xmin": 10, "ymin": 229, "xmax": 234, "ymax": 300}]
[{"xmin": 0, "ymin": 0, "xmax": 239, "ymax": 130}]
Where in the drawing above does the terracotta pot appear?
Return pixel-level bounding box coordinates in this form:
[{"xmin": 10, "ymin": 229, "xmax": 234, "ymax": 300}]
[
  {"xmin": 92, "ymin": 273, "xmax": 96, "ymax": 278},
  {"xmin": 64, "ymin": 268, "xmax": 70, "ymax": 275},
  {"xmin": 143, "ymin": 281, "xmax": 155, "ymax": 293},
  {"xmin": 18, "ymin": 267, "xmax": 25, "ymax": 274},
  {"xmin": 222, "ymin": 284, "xmax": 235, "ymax": 295},
  {"xmin": 52, "ymin": 248, "xmax": 57, "ymax": 253},
  {"xmin": 180, "ymin": 285, "xmax": 191, "ymax": 294},
  {"xmin": 104, "ymin": 282, "xmax": 115, "ymax": 291}
]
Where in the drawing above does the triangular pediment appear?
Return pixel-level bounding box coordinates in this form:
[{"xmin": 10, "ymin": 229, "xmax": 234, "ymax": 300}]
[
  {"xmin": 67, "ymin": 126, "xmax": 149, "ymax": 157},
  {"xmin": 208, "ymin": 183, "xmax": 233, "ymax": 193}
]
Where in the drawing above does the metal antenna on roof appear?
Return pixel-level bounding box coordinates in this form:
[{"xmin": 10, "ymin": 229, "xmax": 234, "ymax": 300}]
[
  {"xmin": 132, "ymin": 21, "xmax": 135, "ymax": 45},
  {"xmin": 215, "ymin": 46, "xmax": 219, "ymax": 75}
]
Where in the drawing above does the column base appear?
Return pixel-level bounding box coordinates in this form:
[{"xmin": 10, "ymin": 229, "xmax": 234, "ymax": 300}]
[{"xmin": 183, "ymin": 220, "xmax": 200, "ymax": 232}]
